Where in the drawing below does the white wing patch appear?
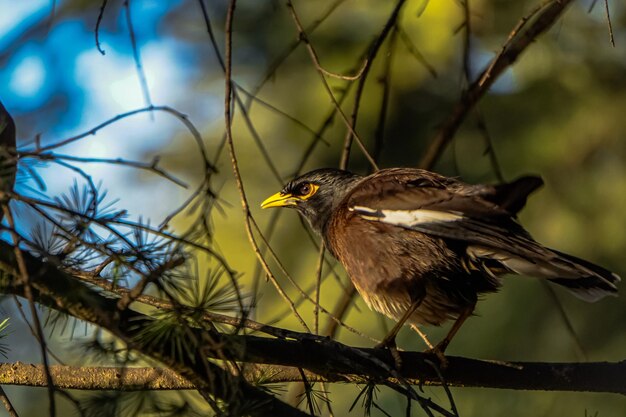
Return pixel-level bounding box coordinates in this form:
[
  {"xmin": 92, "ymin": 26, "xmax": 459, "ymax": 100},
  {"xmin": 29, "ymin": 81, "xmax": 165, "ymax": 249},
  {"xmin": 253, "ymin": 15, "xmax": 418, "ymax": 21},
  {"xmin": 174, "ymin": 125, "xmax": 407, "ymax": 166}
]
[{"xmin": 351, "ymin": 205, "xmax": 464, "ymax": 226}]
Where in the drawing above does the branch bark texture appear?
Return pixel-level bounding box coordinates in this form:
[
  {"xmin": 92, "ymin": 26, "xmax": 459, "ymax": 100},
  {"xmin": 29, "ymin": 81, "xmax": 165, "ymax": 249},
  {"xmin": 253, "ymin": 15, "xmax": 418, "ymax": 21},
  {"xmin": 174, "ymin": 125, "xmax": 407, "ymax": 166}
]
[{"xmin": 0, "ymin": 239, "xmax": 624, "ymax": 399}]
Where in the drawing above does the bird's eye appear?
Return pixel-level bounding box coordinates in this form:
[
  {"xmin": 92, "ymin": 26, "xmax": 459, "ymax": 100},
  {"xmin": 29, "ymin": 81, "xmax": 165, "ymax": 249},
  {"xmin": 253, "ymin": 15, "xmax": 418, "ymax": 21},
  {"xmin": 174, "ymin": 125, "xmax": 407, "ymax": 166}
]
[{"xmin": 297, "ymin": 183, "xmax": 311, "ymax": 196}]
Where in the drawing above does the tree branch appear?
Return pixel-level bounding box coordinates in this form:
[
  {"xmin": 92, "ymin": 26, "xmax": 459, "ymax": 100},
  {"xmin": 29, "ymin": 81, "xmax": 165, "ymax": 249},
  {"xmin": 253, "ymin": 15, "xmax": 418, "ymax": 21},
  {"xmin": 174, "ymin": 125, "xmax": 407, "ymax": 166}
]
[
  {"xmin": 0, "ymin": 239, "xmax": 311, "ymax": 417},
  {"xmin": 419, "ymin": 0, "xmax": 574, "ymax": 169},
  {"xmin": 2, "ymin": 353, "xmax": 624, "ymax": 396},
  {"xmin": 0, "ymin": 363, "xmax": 195, "ymax": 391},
  {"xmin": 0, "ymin": 385, "xmax": 18, "ymax": 417},
  {"xmin": 0, "ymin": 238, "xmax": 624, "ymax": 398},
  {"xmin": 211, "ymin": 335, "xmax": 626, "ymax": 395}
]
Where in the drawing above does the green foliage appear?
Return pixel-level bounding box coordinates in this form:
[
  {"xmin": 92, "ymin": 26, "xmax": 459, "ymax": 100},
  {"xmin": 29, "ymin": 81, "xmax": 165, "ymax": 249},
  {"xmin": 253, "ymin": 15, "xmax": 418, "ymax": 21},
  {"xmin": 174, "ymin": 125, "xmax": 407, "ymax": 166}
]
[{"xmin": 132, "ymin": 312, "xmax": 199, "ymax": 366}]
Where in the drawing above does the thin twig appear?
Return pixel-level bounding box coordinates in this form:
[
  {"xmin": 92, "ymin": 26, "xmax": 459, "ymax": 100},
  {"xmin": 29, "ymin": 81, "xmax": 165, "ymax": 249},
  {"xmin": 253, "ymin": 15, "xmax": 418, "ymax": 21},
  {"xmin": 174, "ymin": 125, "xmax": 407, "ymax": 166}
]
[
  {"xmin": 540, "ymin": 281, "xmax": 588, "ymax": 360},
  {"xmin": 461, "ymin": 0, "xmax": 472, "ymax": 87},
  {"xmin": 2, "ymin": 205, "xmax": 56, "ymax": 417},
  {"xmin": 222, "ymin": 0, "xmax": 310, "ymax": 332},
  {"xmin": 196, "ymin": 1, "xmax": 283, "ymax": 183},
  {"xmin": 0, "ymin": 386, "xmax": 19, "ymax": 417},
  {"xmin": 314, "ymin": 244, "xmax": 325, "ymax": 334},
  {"xmin": 309, "ymin": 52, "xmax": 369, "ymax": 81},
  {"xmin": 397, "ymin": 27, "xmax": 437, "ymax": 78},
  {"xmin": 373, "ymin": 27, "xmax": 398, "ymax": 162},
  {"xmin": 94, "ymin": 0, "xmax": 109, "ymax": 55},
  {"xmin": 425, "ymin": 359, "xmax": 459, "ymax": 417},
  {"xmin": 46, "ymin": 0, "xmax": 57, "ymax": 34},
  {"xmin": 21, "ymin": 152, "xmax": 188, "ymax": 188},
  {"xmin": 478, "ymin": 2, "xmax": 544, "ymax": 88},
  {"xmin": 123, "ymin": 0, "xmax": 153, "ymax": 110},
  {"xmin": 603, "ymin": 0, "xmax": 615, "ymax": 47},
  {"xmin": 244, "ymin": 0, "xmax": 349, "ymax": 106},
  {"xmin": 285, "ymin": 0, "xmax": 379, "ymax": 171},
  {"xmin": 419, "ymin": 0, "xmax": 574, "ymax": 169},
  {"xmin": 340, "ymin": 0, "xmax": 406, "ymax": 169},
  {"xmin": 234, "ymin": 83, "xmax": 331, "ymax": 146},
  {"xmin": 11, "ymin": 296, "xmax": 66, "ymax": 364},
  {"xmin": 458, "ymin": 0, "xmax": 504, "ymax": 181},
  {"xmin": 31, "ymin": 106, "xmax": 212, "ymax": 168},
  {"xmin": 475, "ymin": 109, "xmax": 504, "ymax": 181}
]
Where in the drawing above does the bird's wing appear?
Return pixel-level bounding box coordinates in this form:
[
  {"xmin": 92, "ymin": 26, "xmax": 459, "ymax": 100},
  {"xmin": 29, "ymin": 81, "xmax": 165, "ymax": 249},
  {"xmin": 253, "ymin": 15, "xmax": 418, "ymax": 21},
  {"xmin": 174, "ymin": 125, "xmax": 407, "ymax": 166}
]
[
  {"xmin": 476, "ymin": 175, "xmax": 543, "ymax": 215},
  {"xmin": 347, "ymin": 172, "xmax": 537, "ymax": 251},
  {"xmin": 348, "ymin": 168, "xmax": 543, "ymax": 216},
  {"xmin": 346, "ymin": 169, "xmax": 619, "ymax": 301}
]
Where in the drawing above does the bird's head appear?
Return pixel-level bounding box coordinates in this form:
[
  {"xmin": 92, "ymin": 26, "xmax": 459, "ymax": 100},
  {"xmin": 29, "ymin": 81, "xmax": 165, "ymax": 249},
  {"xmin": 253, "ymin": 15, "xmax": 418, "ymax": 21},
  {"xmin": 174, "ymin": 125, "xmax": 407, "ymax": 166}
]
[{"xmin": 261, "ymin": 168, "xmax": 362, "ymax": 234}]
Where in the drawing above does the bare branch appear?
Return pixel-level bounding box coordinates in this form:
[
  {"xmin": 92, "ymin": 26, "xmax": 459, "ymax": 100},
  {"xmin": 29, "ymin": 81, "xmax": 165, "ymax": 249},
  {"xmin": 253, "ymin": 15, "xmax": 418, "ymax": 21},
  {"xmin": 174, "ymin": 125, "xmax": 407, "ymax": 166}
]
[
  {"xmin": 94, "ymin": 0, "xmax": 109, "ymax": 55},
  {"xmin": 123, "ymin": 0, "xmax": 153, "ymax": 109},
  {"xmin": 21, "ymin": 152, "xmax": 189, "ymax": 188},
  {"xmin": 2, "ymin": 206, "xmax": 56, "ymax": 417},
  {"xmin": 0, "ymin": 363, "xmax": 195, "ymax": 391},
  {"xmin": 340, "ymin": 0, "xmax": 406, "ymax": 170},
  {"xmin": 0, "ymin": 240, "xmax": 311, "ymax": 417},
  {"xmin": 285, "ymin": 0, "xmax": 379, "ymax": 171},
  {"xmin": 419, "ymin": 0, "xmax": 574, "ymax": 169},
  {"xmin": 246, "ymin": 0, "xmax": 348, "ymax": 103},
  {"xmin": 397, "ymin": 26, "xmax": 437, "ymax": 78},
  {"xmin": 0, "ymin": 386, "xmax": 19, "ymax": 417},
  {"xmin": 0, "ymin": 236, "xmax": 624, "ymax": 413},
  {"xmin": 30, "ymin": 106, "xmax": 212, "ymax": 170},
  {"xmin": 222, "ymin": 0, "xmax": 311, "ymax": 332},
  {"xmin": 604, "ymin": 0, "xmax": 615, "ymax": 47}
]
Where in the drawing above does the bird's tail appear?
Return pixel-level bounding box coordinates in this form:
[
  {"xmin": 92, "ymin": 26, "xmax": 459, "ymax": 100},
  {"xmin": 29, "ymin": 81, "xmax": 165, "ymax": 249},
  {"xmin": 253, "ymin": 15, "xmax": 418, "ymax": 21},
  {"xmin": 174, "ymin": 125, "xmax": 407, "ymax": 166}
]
[
  {"xmin": 469, "ymin": 245, "xmax": 620, "ymax": 302},
  {"xmin": 545, "ymin": 250, "xmax": 620, "ymax": 302}
]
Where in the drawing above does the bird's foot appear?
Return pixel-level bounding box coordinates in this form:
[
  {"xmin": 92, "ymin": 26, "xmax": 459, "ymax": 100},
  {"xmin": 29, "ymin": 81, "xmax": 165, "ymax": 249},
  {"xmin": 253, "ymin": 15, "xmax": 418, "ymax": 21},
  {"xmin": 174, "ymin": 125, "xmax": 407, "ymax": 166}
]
[
  {"xmin": 424, "ymin": 341, "xmax": 449, "ymax": 369},
  {"xmin": 375, "ymin": 337, "xmax": 403, "ymax": 370}
]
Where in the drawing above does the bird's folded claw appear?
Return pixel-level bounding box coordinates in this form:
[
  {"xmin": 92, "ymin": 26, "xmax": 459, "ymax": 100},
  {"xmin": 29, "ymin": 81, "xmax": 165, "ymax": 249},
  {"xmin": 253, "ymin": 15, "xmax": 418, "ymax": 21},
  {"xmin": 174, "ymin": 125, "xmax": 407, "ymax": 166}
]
[
  {"xmin": 375, "ymin": 338, "xmax": 403, "ymax": 370},
  {"xmin": 424, "ymin": 343, "xmax": 449, "ymax": 369}
]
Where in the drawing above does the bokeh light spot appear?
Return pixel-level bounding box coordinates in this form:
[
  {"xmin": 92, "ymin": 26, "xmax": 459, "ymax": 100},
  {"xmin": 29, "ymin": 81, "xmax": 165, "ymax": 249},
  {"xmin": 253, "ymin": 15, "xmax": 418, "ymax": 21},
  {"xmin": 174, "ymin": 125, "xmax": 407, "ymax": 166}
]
[{"xmin": 8, "ymin": 55, "xmax": 46, "ymax": 98}]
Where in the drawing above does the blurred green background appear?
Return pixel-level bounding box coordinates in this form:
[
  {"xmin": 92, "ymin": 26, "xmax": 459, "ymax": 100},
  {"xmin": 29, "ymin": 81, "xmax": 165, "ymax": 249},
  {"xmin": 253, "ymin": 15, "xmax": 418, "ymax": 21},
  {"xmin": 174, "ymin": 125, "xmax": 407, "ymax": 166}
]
[{"xmin": 1, "ymin": 0, "xmax": 625, "ymax": 415}]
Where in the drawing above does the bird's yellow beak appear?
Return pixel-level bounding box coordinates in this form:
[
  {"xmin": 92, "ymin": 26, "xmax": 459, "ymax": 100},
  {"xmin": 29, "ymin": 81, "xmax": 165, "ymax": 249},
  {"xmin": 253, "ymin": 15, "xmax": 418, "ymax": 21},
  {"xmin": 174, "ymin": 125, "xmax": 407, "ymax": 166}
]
[{"xmin": 261, "ymin": 192, "xmax": 297, "ymax": 209}]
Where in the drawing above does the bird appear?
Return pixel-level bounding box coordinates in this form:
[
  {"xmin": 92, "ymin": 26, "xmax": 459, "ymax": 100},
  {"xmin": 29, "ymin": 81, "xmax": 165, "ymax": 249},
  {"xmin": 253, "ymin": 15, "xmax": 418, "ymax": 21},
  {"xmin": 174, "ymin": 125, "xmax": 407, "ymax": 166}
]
[{"xmin": 261, "ymin": 168, "xmax": 620, "ymax": 360}]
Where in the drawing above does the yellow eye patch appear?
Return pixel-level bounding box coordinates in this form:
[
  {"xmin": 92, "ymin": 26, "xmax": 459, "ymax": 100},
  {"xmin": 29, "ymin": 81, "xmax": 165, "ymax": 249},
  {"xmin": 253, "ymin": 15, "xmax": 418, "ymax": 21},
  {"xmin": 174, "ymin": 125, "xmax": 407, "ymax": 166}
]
[{"xmin": 297, "ymin": 183, "xmax": 319, "ymax": 200}]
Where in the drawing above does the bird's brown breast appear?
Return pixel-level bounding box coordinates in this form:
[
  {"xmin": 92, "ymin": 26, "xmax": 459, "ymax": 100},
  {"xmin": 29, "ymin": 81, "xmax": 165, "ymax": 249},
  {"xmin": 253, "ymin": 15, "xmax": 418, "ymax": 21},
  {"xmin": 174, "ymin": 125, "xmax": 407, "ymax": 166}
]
[{"xmin": 326, "ymin": 204, "xmax": 489, "ymax": 326}]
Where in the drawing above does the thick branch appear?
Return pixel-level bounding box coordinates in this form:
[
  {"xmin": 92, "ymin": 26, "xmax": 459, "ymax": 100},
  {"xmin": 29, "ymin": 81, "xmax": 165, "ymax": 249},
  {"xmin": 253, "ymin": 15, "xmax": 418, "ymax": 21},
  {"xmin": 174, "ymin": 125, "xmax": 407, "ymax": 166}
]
[
  {"xmin": 1, "ymin": 240, "xmax": 625, "ymax": 396},
  {"xmin": 0, "ymin": 362, "xmax": 325, "ymax": 391},
  {"xmin": 0, "ymin": 363, "xmax": 195, "ymax": 391},
  {"xmin": 2, "ymin": 342, "xmax": 624, "ymax": 396},
  {"xmin": 0, "ymin": 240, "xmax": 310, "ymax": 417},
  {"xmin": 223, "ymin": 336, "xmax": 626, "ymax": 395},
  {"xmin": 0, "ymin": 237, "xmax": 623, "ymax": 415}
]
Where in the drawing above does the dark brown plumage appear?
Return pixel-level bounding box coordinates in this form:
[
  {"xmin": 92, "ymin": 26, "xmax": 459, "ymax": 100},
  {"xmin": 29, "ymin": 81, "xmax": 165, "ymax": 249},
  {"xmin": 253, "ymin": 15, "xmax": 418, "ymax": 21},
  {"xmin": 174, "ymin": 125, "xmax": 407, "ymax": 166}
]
[{"xmin": 261, "ymin": 168, "xmax": 620, "ymax": 354}]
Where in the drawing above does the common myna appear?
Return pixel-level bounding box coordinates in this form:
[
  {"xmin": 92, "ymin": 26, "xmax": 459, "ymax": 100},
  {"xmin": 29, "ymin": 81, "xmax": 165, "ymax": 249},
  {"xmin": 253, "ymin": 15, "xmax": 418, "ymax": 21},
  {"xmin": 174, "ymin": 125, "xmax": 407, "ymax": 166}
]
[{"xmin": 261, "ymin": 168, "xmax": 620, "ymax": 357}]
